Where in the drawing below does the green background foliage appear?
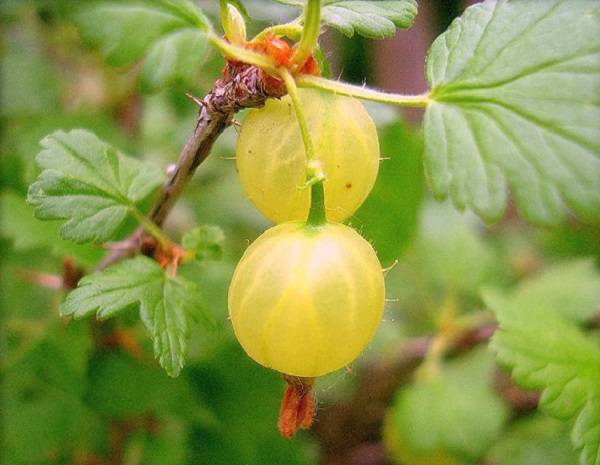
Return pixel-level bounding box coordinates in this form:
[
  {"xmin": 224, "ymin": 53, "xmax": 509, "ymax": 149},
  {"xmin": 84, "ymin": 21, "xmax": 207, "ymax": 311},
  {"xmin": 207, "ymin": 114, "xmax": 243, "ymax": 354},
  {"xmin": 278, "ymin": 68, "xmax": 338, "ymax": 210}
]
[{"xmin": 2, "ymin": 1, "xmax": 599, "ymax": 465}]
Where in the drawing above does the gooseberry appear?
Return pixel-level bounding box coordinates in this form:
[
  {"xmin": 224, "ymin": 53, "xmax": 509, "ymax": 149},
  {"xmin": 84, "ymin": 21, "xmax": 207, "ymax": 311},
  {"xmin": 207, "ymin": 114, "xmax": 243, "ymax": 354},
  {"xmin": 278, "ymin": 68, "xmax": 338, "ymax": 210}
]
[
  {"xmin": 228, "ymin": 221, "xmax": 385, "ymax": 377},
  {"xmin": 235, "ymin": 89, "xmax": 380, "ymax": 223}
]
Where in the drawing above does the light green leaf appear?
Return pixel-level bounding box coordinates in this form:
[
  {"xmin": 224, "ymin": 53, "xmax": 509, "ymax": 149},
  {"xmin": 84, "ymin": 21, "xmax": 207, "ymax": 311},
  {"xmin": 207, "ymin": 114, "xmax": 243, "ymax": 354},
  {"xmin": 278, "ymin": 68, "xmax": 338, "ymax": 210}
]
[
  {"xmin": 424, "ymin": 0, "xmax": 600, "ymax": 226},
  {"xmin": 487, "ymin": 414, "xmax": 579, "ymax": 465},
  {"xmin": 62, "ymin": 256, "xmax": 213, "ymax": 376},
  {"xmin": 350, "ymin": 119, "xmax": 423, "ymax": 263},
  {"xmin": 140, "ymin": 28, "xmax": 208, "ymax": 93},
  {"xmin": 1, "ymin": 36, "xmax": 61, "ymax": 118},
  {"xmin": 386, "ymin": 349, "xmax": 509, "ymax": 462},
  {"xmin": 487, "ymin": 264, "xmax": 600, "ymax": 465},
  {"xmin": 416, "ymin": 201, "xmax": 497, "ymax": 296},
  {"xmin": 507, "ymin": 259, "xmax": 600, "ymax": 324},
  {"xmin": 182, "ymin": 225, "xmax": 225, "ymax": 261},
  {"xmin": 27, "ymin": 129, "xmax": 164, "ymax": 244},
  {"xmin": 322, "ymin": 0, "xmax": 417, "ymax": 38},
  {"xmin": 77, "ymin": 1, "xmax": 210, "ymax": 92},
  {"xmin": 275, "ymin": 0, "xmax": 417, "ymax": 39}
]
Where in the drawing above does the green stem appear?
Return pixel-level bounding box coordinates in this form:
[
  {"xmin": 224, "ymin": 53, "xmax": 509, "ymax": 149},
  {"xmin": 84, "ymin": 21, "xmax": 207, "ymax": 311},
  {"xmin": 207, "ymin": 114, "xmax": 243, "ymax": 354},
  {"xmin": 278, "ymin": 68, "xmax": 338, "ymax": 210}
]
[
  {"xmin": 279, "ymin": 69, "xmax": 327, "ymax": 226},
  {"xmin": 253, "ymin": 21, "xmax": 303, "ymax": 42},
  {"xmin": 296, "ymin": 75, "xmax": 431, "ymax": 107},
  {"xmin": 208, "ymin": 33, "xmax": 278, "ymax": 74},
  {"xmin": 131, "ymin": 209, "xmax": 171, "ymax": 249},
  {"xmin": 291, "ymin": 0, "xmax": 321, "ymax": 67},
  {"xmin": 279, "ymin": 69, "xmax": 315, "ymax": 161},
  {"xmin": 307, "ymin": 181, "xmax": 326, "ymax": 226}
]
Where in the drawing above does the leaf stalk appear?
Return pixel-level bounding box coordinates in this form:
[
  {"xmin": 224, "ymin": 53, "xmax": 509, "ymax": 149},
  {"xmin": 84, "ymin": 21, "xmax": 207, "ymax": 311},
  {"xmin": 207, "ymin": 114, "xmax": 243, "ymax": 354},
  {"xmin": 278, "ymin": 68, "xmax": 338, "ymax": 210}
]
[
  {"xmin": 291, "ymin": 0, "xmax": 321, "ymax": 67},
  {"xmin": 297, "ymin": 75, "xmax": 431, "ymax": 107}
]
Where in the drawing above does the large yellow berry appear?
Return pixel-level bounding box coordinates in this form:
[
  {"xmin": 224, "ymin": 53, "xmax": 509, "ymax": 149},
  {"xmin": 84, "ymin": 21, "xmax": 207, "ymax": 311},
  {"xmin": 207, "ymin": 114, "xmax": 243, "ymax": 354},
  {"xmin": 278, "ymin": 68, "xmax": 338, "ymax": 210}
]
[
  {"xmin": 236, "ymin": 89, "xmax": 380, "ymax": 223},
  {"xmin": 228, "ymin": 222, "xmax": 385, "ymax": 377}
]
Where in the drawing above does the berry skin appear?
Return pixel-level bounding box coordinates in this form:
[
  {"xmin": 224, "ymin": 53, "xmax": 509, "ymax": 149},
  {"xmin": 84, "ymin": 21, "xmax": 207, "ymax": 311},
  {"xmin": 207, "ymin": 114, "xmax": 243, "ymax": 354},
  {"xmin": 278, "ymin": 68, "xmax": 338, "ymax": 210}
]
[
  {"xmin": 228, "ymin": 221, "xmax": 385, "ymax": 377},
  {"xmin": 236, "ymin": 89, "xmax": 380, "ymax": 223}
]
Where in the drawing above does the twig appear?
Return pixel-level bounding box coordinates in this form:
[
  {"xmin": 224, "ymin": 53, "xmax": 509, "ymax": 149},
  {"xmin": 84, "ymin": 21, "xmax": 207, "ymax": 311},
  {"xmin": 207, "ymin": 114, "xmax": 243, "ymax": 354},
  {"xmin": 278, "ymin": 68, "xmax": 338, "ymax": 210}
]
[{"xmin": 96, "ymin": 62, "xmax": 285, "ymax": 270}]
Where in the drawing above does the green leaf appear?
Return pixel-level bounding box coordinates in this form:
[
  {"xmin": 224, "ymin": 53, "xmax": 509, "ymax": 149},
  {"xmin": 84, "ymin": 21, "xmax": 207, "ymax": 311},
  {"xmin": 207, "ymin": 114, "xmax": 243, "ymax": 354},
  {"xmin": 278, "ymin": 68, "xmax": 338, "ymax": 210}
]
[
  {"xmin": 424, "ymin": 0, "xmax": 600, "ymax": 226},
  {"xmin": 487, "ymin": 263, "xmax": 600, "ymax": 465},
  {"xmin": 76, "ymin": 1, "xmax": 210, "ymax": 92},
  {"xmin": 504, "ymin": 259, "xmax": 600, "ymax": 324},
  {"xmin": 275, "ymin": 0, "xmax": 417, "ymax": 39},
  {"xmin": 4, "ymin": 322, "xmax": 101, "ymax": 464},
  {"xmin": 1, "ymin": 35, "xmax": 61, "ymax": 118},
  {"xmin": 62, "ymin": 256, "xmax": 213, "ymax": 376},
  {"xmin": 139, "ymin": 28, "xmax": 209, "ymax": 93},
  {"xmin": 188, "ymin": 343, "xmax": 315, "ymax": 465},
  {"xmin": 138, "ymin": 416, "xmax": 188, "ymax": 465},
  {"xmin": 322, "ymin": 0, "xmax": 417, "ymax": 38},
  {"xmin": 27, "ymin": 129, "xmax": 164, "ymax": 244},
  {"xmin": 488, "ymin": 414, "xmax": 580, "ymax": 465},
  {"xmin": 1, "ymin": 190, "xmax": 104, "ymax": 266},
  {"xmin": 182, "ymin": 225, "xmax": 225, "ymax": 261},
  {"xmin": 86, "ymin": 353, "xmax": 198, "ymax": 417},
  {"xmin": 386, "ymin": 349, "xmax": 508, "ymax": 462},
  {"xmin": 350, "ymin": 119, "xmax": 423, "ymax": 264},
  {"xmin": 416, "ymin": 201, "xmax": 497, "ymax": 296}
]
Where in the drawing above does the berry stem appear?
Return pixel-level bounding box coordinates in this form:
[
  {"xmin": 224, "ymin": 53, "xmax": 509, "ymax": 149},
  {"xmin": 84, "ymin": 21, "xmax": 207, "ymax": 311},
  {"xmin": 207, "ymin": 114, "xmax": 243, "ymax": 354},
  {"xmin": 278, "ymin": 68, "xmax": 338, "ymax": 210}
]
[
  {"xmin": 291, "ymin": 0, "xmax": 321, "ymax": 67},
  {"xmin": 307, "ymin": 181, "xmax": 327, "ymax": 226},
  {"xmin": 296, "ymin": 74, "xmax": 431, "ymax": 107},
  {"xmin": 130, "ymin": 208, "xmax": 172, "ymax": 250},
  {"xmin": 279, "ymin": 69, "xmax": 316, "ymax": 162},
  {"xmin": 279, "ymin": 69, "xmax": 327, "ymax": 225}
]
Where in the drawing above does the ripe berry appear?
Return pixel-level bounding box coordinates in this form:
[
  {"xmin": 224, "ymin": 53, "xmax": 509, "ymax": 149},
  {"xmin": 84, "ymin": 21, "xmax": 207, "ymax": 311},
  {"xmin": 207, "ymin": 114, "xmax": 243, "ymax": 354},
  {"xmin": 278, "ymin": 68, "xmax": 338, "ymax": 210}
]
[
  {"xmin": 236, "ymin": 89, "xmax": 380, "ymax": 223},
  {"xmin": 228, "ymin": 221, "xmax": 385, "ymax": 377}
]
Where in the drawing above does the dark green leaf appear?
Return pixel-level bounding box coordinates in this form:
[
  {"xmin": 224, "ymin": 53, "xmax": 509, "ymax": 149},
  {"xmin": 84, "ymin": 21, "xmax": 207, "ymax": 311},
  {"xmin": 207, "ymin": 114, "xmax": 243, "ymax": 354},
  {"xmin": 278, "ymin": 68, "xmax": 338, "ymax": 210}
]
[
  {"xmin": 1, "ymin": 190, "xmax": 104, "ymax": 266},
  {"xmin": 27, "ymin": 129, "xmax": 164, "ymax": 244},
  {"xmin": 62, "ymin": 256, "xmax": 213, "ymax": 376},
  {"xmin": 3, "ymin": 322, "xmax": 101, "ymax": 464},
  {"xmin": 86, "ymin": 353, "xmax": 198, "ymax": 416},
  {"xmin": 424, "ymin": 0, "xmax": 600, "ymax": 225}
]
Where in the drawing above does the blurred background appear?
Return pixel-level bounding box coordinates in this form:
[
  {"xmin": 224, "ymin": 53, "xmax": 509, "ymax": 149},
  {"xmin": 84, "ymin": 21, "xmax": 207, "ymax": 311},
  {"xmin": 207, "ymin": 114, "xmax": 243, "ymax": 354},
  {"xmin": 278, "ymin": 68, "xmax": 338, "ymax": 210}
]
[{"xmin": 2, "ymin": 1, "xmax": 599, "ymax": 465}]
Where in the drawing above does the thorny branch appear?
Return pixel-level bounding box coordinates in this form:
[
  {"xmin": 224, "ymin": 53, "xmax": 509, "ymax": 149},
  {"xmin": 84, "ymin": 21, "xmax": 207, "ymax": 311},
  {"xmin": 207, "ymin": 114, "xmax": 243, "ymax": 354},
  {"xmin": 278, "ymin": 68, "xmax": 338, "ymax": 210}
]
[{"xmin": 96, "ymin": 62, "xmax": 286, "ymax": 270}]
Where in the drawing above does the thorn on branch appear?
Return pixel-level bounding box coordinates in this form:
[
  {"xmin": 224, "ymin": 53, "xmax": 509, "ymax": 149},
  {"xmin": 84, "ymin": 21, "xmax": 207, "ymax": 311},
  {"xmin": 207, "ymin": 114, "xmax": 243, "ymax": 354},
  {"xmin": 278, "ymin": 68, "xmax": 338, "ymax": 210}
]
[{"xmin": 185, "ymin": 92, "xmax": 205, "ymax": 108}]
